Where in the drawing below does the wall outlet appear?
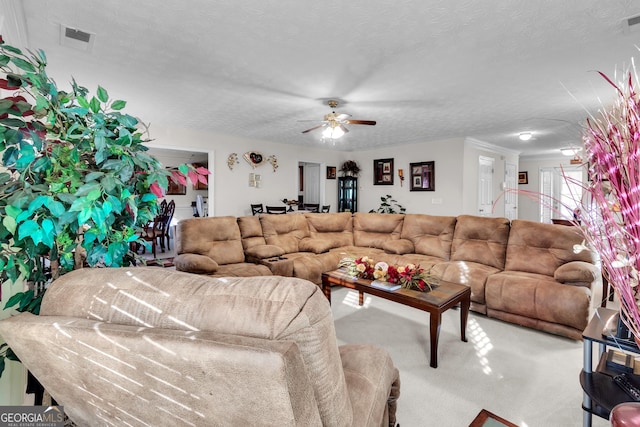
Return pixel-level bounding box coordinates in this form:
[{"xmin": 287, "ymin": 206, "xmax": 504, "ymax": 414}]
[{"xmin": 431, "ymin": 198, "xmax": 443, "ymax": 205}]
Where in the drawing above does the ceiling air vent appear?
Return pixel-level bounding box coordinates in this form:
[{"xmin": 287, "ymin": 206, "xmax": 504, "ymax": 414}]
[
  {"xmin": 59, "ymin": 25, "xmax": 95, "ymax": 52},
  {"xmin": 623, "ymin": 14, "xmax": 640, "ymax": 34}
]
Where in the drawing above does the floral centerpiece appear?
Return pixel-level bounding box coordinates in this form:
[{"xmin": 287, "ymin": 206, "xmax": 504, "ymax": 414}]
[{"xmin": 338, "ymin": 256, "xmax": 438, "ymax": 292}]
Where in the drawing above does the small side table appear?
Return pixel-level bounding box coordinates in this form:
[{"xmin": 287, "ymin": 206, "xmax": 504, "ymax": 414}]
[{"xmin": 581, "ymin": 308, "xmax": 640, "ymax": 427}]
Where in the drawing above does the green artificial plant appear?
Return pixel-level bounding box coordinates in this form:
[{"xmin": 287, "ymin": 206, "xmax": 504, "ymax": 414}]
[
  {"xmin": 370, "ymin": 194, "xmax": 406, "ymax": 214},
  {"xmin": 0, "ymin": 36, "xmax": 208, "ymax": 374}
]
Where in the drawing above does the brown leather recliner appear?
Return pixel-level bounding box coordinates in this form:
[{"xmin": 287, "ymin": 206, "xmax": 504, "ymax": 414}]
[{"xmin": 0, "ymin": 267, "xmax": 400, "ymax": 426}]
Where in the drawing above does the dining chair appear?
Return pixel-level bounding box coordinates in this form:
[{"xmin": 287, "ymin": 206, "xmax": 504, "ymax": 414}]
[
  {"xmin": 265, "ymin": 206, "xmax": 287, "ymax": 214},
  {"xmin": 159, "ymin": 199, "xmax": 168, "ymax": 216},
  {"xmin": 160, "ymin": 200, "xmax": 176, "ymax": 251},
  {"xmin": 140, "ymin": 214, "xmax": 168, "ymax": 258},
  {"xmin": 321, "ymin": 205, "xmax": 330, "ymax": 213},
  {"xmin": 303, "ymin": 203, "xmax": 320, "ymax": 213},
  {"xmin": 251, "ymin": 203, "xmax": 264, "ymax": 215}
]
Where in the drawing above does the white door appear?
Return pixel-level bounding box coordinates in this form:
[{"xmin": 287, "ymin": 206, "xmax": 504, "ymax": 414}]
[
  {"xmin": 304, "ymin": 163, "xmax": 321, "ymax": 204},
  {"xmin": 504, "ymin": 162, "xmax": 517, "ymax": 220},
  {"xmin": 478, "ymin": 156, "xmax": 494, "ymax": 216}
]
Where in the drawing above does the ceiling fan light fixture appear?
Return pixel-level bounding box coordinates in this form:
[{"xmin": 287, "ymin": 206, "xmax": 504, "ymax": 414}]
[
  {"xmin": 322, "ymin": 125, "xmax": 345, "ymax": 139},
  {"xmin": 519, "ymin": 132, "xmax": 532, "ymax": 141}
]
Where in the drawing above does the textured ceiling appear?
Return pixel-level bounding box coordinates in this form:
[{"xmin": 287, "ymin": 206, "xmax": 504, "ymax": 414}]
[{"xmin": 3, "ymin": 0, "xmax": 640, "ymax": 157}]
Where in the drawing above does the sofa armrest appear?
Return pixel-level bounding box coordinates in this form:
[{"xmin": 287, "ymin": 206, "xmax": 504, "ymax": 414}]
[
  {"xmin": 244, "ymin": 245, "xmax": 285, "ymax": 260},
  {"xmin": 554, "ymin": 261, "xmax": 598, "ymax": 285},
  {"xmin": 339, "ymin": 344, "xmax": 400, "ymax": 427},
  {"xmin": 299, "ymin": 237, "xmax": 337, "ymax": 254},
  {"xmin": 174, "ymin": 253, "xmax": 219, "ymax": 274},
  {"xmin": 383, "ymin": 239, "xmax": 415, "ymax": 255}
]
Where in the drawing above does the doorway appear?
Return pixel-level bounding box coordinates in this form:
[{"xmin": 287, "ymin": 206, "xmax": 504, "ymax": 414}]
[
  {"xmin": 504, "ymin": 162, "xmax": 517, "ymax": 220},
  {"xmin": 298, "ymin": 161, "xmax": 323, "ymax": 207},
  {"xmin": 477, "ymin": 156, "xmax": 494, "ymax": 216},
  {"xmin": 539, "ymin": 166, "xmax": 582, "ymax": 223},
  {"xmin": 146, "ymin": 146, "xmax": 214, "ymax": 219}
]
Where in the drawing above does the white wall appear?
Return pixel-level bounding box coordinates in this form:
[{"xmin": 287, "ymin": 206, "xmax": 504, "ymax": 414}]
[
  {"xmin": 147, "ymin": 125, "xmax": 347, "ymax": 217},
  {"xmin": 357, "ymin": 138, "xmax": 465, "ymax": 215},
  {"xmin": 147, "ymin": 124, "xmax": 530, "ymax": 218}
]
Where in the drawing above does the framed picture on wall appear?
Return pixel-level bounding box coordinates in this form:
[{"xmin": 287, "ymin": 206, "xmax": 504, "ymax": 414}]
[
  {"xmin": 518, "ymin": 171, "xmax": 528, "ymax": 185},
  {"xmin": 167, "ymin": 176, "xmax": 187, "ymax": 195},
  {"xmin": 409, "ymin": 161, "xmax": 435, "ymax": 191},
  {"xmin": 327, "ymin": 166, "xmax": 337, "ymax": 179},
  {"xmin": 191, "ymin": 163, "xmax": 208, "ymax": 190},
  {"xmin": 374, "ymin": 158, "xmax": 394, "ymax": 185}
]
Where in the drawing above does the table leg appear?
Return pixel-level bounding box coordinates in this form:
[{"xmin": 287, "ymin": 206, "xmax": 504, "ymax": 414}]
[
  {"xmin": 460, "ymin": 294, "xmax": 470, "ymax": 342},
  {"xmin": 359, "ymin": 290, "xmax": 364, "ymax": 306},
  {"xmin": 429, "ymin": 311, "xmax": 442, "ymax": 368},
  {"xmin": 321, "ymin": 280, "xmax": 331, "ymax": 305},
  {"xmin": 583, "ymin": 339, "xmax": 593, "ymax": 427},
  {"xmin": 602, "ymin": 274, "xmax": 610, "ymax": 307}
]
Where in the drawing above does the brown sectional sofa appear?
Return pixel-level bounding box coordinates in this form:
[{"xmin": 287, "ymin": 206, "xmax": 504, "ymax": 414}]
[{"xmin": 174, "ymin": 212, "xmax": 598, "ymax": 340}]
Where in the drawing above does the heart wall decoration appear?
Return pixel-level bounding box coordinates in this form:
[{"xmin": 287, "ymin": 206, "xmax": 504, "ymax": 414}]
[{"xmin": 243, "ymin": 151, "xmax": 266, "ymax": 169}]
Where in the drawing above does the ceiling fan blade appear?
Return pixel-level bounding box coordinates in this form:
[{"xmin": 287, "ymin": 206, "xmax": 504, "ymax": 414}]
[
  {"xmin": 344, "ymin": 120, "xmax": 376, "ymax": 126},
  {"xmin": 301, "ymin": 124, "xmax": 326, "ymax": 134}
]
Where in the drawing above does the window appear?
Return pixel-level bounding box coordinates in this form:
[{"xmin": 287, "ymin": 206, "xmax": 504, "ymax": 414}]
[{"xmin": 539, "ymin": 166, "xmax": 583, "ymax": 223}]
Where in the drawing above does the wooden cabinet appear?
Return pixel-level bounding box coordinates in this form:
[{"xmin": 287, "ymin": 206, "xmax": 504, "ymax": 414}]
[{"xmin": 338, "ymin": 177, "xmax": 357, "ymax": 213}]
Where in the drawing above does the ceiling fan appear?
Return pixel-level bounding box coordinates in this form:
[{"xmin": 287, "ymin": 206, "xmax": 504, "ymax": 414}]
[{"xmin": 301, "ymin": 100, "xmax": 376, "ymax": 139}]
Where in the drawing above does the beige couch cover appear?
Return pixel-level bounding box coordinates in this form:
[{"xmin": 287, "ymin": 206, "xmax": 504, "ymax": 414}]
[
  {"xmin": 0, "ymin": 268, "xmax": 400, "ymax": 426},
  {"xmin": 175, "ymin": 212, "xmax": 599, "ymax": 340}
]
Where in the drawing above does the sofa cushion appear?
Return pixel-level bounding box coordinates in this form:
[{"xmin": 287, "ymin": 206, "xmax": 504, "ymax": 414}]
[
  {"xmin": 431, "ymin": 260, "xmax": 501, "ymax": 310},
  {"xmin": 450, "ymin": 215, "xmax": 510, "ymax": 270},
  {"xmin": 505, "ymin": 220, "xmax": 594, "ymax": 276},
  {"xmin": 299, "ymin": 237, "xmax": 338, "ymax": 254},
  {"xmin": 260, "ymin": 214, "xmax": 310, "ymax": 254},
  {"xmin": 353, "ymin": 213, "xmax": 404, "ymax": 249},
  {"xmin": 293, "ymin": 251, "xmax": 345, "ymax": 284},
  {"xmin": 383, "ymin": 239, "xmax": 414, "ymax": 255},
  {"xmin": 176, "ymin": 216, "xmax": 246, "ymax": 265},
  {"xmin": 237, "ymin": 215, "xmax": 267, "ymax": 250},
  {"xmin": 305, "ymin": 212, "xmax": 354, "ymax": 248},
  {"xmin": 174, "ymin": 253, "xmax": 218, "ymax": 274},
  {"xmin": 485, "ymin": 270, "xmax": 591, "ymax": 332},
  {"xmin": 401, "ymin": 214, "xmax": 456, "ymax": 260},
  {"xmin": 245, "ymin": 244, "xmax": 285, "ymax": 259}
]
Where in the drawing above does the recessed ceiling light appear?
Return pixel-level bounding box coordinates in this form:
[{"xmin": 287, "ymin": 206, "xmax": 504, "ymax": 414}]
[
  {"xmin": 519, "ymin": 132, "xmax": 532, "ymax": 141},
  {"xmin": 561, "ymin": 147, "xmax": 582, "ymax": 156}
]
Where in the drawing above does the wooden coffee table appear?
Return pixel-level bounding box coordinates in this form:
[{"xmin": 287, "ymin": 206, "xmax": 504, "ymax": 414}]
[{"xmin": 321, "ymin": 269, "xmax": 471, "ymax": 368}]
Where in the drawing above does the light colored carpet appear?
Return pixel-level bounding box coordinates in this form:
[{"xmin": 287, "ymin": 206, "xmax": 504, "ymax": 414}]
[{"xmin": 330, "ymin": 287, "xmax": 611, "ymax": 427}]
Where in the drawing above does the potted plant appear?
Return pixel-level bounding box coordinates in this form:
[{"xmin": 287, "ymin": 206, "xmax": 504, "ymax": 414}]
[
  {"xmin": 0, "ymin": 37, "xmax": 208, "ymax": 374},
  {"xmin": 340, "ymin": 160, "xmax": 360, "ymax": 176},
  {"xmin": 370, "ymin": 194, "xmax": 406, "ymax": 214}
]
